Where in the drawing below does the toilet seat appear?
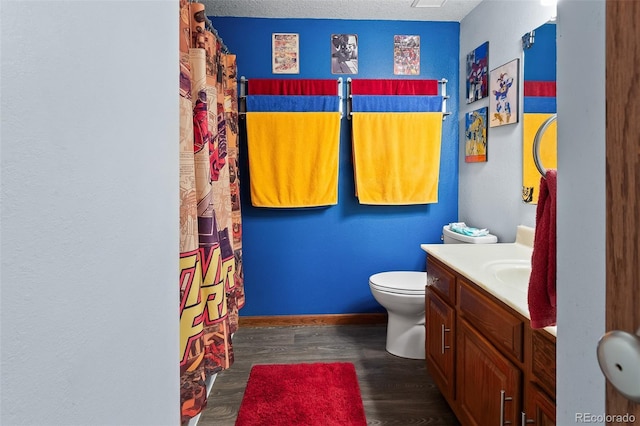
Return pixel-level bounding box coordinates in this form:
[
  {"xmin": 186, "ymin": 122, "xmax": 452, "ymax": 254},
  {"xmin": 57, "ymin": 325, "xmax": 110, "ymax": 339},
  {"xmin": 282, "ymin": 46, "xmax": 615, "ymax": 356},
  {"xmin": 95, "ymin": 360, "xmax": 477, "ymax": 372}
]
[{"xmin": 369, "ymin": 271, "xmax": 427, "ymax": 295}]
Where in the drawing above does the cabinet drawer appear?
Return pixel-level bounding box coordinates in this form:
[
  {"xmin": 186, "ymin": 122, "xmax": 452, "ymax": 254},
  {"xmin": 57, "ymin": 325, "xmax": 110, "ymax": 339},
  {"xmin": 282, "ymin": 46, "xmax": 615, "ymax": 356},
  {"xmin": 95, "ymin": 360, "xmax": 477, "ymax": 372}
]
[
  {"xmin": 457, "ymin": 279, "xmax": 524, "ymax": 362},
  {"xmin": 426, "ymin": 257, "xmax": 456, "ymax": 305},
  {"xmin": 532, "ymin": 330, "xmax": 556, "ymax": 399}
]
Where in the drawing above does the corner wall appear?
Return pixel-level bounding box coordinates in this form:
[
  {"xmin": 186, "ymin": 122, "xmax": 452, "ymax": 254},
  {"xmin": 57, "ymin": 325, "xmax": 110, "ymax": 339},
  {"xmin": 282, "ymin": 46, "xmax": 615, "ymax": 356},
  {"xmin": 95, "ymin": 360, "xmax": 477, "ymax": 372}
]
[{"xmin": 459, "ymin": 1, "xmax": 556, "ymax": 242}]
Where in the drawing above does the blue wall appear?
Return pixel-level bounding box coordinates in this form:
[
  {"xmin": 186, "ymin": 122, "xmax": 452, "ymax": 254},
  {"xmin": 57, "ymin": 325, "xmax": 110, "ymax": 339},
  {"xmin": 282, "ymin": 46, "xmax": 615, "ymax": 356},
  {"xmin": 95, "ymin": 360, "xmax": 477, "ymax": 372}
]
[
  {"xmin": 524, "ymin": 23, "xmax": 556, "ymax": 81},
  {"xmin": 211, "ymin": 17, "xmax": 460, "ymax": 316}
]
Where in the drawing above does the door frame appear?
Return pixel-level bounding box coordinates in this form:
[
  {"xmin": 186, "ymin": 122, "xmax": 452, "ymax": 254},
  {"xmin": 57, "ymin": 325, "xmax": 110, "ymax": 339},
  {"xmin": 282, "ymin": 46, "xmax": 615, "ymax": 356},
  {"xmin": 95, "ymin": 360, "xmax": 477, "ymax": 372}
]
[{"xmin": 606, "ymin": 0, "xmax": 640, "ymax": 421}]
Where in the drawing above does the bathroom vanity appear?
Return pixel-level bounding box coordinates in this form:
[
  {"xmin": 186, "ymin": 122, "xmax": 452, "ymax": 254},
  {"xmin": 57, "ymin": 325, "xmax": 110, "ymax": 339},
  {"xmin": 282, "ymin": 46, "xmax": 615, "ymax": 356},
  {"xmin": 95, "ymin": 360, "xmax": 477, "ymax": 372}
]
[{"xmin": 421, "ymin": 226, "xmax": 556, "ymax": 426}]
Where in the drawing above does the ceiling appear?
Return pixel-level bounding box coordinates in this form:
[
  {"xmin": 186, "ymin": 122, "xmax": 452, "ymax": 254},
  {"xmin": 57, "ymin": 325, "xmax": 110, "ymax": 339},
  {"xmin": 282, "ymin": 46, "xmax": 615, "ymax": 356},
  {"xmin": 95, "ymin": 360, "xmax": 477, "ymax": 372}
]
[{"xmin": 201, "ymin": 0, "xmax": 483, "ymax": 22}]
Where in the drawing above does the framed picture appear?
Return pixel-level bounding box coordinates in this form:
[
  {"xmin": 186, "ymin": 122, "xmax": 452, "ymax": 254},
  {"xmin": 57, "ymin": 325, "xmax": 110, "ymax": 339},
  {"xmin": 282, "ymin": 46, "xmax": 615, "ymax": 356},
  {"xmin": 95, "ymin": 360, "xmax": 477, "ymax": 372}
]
[
  {"xmin": 465, "ymin": 107, "xmax": 488, "ymax": 163},
  {"xmin": 466, "ymin": 42, "xmax": 489, "ymax": 104},
  {"xmin": 331, "ymin": 34, "xmax": 358, "ymax": 74},
  {"xmin": 272, "ymin": 33, "xmax": 299, "ymax": 74},
  {"xmin": 393, "ymin": 35, "xmax": 420, "ymax": 75},
  {"xmin": 489, "ymin": 58, "xmax": 519, "ymax": 128}
]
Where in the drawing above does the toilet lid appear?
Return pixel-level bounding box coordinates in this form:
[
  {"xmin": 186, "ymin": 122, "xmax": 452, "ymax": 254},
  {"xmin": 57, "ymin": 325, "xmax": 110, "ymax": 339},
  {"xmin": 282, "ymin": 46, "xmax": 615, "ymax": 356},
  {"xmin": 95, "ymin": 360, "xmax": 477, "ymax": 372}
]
[{"xmin": 369, "ymin": 271, "xmax": 427, "ymax": 294}]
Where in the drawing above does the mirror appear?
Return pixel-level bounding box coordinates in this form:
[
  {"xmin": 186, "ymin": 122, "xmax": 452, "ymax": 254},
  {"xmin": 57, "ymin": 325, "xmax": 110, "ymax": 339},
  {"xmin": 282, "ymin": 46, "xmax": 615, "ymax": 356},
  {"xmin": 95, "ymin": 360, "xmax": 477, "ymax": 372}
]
[{"xmin": 522, "ymin": 22, "xmax": 557, "ymax": 204}]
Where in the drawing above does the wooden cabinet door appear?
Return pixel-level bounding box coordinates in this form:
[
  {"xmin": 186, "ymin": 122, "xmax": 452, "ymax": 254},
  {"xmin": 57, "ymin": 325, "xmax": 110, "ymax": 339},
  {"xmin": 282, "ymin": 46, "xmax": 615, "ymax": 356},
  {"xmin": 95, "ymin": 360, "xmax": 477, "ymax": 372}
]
[
  {"xmin": 524, "ymin": 383, "xmax": 556, "ymax": 426},
  {"xmin": 456, "ymin": 318, "xmax": 521, "ymax": 426},
  {"xmin": 531, "ymin": 330, "xmax": 556, "ymax": 400},
  {"xmin": 425, "ymin": 287, "xmax": 455, "ymax": 403}
]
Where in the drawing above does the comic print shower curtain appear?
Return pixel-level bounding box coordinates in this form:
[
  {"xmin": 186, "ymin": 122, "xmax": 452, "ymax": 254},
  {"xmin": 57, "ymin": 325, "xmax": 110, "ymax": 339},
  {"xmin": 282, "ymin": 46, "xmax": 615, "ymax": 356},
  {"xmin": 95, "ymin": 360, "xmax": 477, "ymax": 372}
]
[{"xmin": 178, "ymin": 1, "xmax": 244, "ymax": 423}]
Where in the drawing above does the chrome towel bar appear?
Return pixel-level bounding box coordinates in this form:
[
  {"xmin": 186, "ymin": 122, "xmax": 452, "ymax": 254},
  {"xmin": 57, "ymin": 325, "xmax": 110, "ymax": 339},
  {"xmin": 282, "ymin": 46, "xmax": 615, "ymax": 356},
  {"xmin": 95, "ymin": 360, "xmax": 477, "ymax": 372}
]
[{"xmin": 532, "ymin": 113, "xmax": 557, "ymax": 178}]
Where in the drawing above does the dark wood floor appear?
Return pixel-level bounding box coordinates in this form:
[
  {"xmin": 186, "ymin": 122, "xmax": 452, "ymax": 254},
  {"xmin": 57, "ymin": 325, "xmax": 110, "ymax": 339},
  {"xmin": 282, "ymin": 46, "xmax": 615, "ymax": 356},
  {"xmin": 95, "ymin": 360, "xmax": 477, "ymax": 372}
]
[{"xmin": 197, "ymin": 324, "xmax": 460, "ymax": 425}]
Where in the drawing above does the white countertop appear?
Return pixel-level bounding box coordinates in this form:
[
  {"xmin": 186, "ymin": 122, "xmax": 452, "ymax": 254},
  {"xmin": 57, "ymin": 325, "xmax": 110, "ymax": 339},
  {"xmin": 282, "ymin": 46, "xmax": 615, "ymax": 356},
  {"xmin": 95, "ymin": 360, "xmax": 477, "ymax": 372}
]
[{"xmin": 421, "ymin": 226, "xmax": 557, "ymax": 337}]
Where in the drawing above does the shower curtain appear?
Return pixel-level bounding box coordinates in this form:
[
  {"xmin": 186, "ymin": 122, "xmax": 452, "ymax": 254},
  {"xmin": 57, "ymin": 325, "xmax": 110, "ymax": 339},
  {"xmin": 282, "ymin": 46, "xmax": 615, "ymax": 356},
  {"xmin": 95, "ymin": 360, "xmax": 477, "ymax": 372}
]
[{"xmin": 179, "ymin": 1, "xmax": 244, "ymax": 423}]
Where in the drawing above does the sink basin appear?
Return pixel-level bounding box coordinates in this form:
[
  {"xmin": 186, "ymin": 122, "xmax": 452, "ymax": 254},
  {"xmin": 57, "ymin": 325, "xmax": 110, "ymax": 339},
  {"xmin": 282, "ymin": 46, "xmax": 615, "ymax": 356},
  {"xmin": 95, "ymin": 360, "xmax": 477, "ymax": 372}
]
[{"xmin": 484, "ymin": 260, "xmax": 531, "ymax": 288}]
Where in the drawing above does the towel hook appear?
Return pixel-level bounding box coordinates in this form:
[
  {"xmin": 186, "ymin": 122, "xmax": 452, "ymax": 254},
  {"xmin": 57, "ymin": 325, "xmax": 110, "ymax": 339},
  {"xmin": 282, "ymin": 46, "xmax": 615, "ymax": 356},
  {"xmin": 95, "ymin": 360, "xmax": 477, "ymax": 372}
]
[{"xmin": 532, "ymin": 113, "xmax": 557, "ymax": 178}]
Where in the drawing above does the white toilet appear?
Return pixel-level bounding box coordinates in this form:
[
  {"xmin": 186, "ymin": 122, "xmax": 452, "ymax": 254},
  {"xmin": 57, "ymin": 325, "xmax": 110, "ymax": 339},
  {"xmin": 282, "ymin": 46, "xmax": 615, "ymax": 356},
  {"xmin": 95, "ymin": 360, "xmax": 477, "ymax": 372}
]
[{"xmin": 369, "ymin": 224, "xmax": 497, "ymax": 359}]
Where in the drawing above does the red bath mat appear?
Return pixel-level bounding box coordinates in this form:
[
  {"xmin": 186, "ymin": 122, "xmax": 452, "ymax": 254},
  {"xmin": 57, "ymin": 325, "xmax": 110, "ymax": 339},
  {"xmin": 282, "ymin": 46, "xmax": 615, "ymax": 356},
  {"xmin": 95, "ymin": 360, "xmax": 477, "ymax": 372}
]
[{"xmin": 235, "ymin": 362, "xmax": 367, "ymax": 426}]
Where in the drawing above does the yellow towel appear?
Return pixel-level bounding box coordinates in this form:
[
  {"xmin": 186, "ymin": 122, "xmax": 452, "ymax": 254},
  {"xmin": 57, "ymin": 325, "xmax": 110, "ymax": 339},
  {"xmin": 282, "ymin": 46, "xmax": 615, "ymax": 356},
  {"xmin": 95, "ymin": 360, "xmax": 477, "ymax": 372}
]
[
  {"xmin": 352, "ymin": 112, "xmax": 442, "ymax": 205},
  {"xmin": 246, "ymin": 112, "xmax": 341, "ymax": 208},
  {"xmin": 522, "ymin": 113, "xmax": 557, "ymax": 204}
]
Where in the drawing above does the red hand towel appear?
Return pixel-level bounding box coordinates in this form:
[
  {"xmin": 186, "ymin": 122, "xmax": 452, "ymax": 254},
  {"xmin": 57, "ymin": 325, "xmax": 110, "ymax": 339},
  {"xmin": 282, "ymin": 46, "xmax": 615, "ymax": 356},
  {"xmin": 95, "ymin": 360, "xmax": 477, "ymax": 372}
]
[{"xmin": 528, "ymin": 169, "xmax": 557, "ymax": 328}]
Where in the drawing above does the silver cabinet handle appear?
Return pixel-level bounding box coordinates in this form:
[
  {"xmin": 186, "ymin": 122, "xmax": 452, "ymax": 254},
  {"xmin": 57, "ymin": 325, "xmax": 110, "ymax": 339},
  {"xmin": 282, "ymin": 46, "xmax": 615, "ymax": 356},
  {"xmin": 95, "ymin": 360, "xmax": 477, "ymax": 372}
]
[
  {"xmin": 521, "ymin": 412, "xmax": 534, "ymax": 426},
  {"xmin": 500, "ymin": 390, "xmax": 513, "ymax": 425},
  {"xmin": 441, "ymin": 323, "xmax": 450, "ymax": 354}
]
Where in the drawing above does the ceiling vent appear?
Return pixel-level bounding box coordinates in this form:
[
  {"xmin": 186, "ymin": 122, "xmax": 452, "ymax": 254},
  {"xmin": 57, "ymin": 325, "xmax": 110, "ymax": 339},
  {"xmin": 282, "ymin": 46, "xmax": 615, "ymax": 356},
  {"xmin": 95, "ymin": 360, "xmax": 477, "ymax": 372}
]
[{"xmin": 411, "ymin": 0, "xmax": 448, "ymax": 7}]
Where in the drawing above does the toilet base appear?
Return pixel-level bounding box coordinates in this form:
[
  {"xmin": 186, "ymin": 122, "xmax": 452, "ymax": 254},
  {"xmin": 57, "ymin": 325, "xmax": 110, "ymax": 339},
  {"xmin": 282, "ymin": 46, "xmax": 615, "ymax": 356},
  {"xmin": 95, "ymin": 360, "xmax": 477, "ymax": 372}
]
[{"xmin": 385, "ymin": 312, "xmax": 425, "ymax": 360}]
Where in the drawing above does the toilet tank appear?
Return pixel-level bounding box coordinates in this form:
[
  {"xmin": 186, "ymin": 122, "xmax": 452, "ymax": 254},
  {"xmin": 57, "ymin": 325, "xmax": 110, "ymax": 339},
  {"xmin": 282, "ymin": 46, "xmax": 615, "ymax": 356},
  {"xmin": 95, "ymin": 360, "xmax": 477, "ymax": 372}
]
[{"xmin": 442, "ymin": 224, "xmax": 498, "ymax": 244}]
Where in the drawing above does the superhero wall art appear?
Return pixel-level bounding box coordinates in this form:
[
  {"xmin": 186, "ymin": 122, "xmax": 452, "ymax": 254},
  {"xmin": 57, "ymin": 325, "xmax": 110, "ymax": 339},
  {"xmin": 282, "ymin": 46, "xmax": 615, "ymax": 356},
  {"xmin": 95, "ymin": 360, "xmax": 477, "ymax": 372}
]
[
  {"xmin": 466, "ymin": 42, "xmax": 489, "ymax": 104},
  {"xmin": 489, "ymin": 58, "xmax": 519, "ymax": 128},
  {"xmin": 331, "ymin": 34, "xmax": 358, "ymax": 74}
]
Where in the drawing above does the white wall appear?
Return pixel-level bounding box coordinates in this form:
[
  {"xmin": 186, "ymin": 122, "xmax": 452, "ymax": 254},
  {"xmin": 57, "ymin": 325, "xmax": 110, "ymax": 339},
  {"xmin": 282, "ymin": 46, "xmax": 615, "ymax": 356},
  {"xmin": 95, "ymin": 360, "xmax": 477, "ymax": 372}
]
[
  {"xmin": 556, "ymin": 0, "xmax": 606, "ymax": 423},
  {"xmin": 460, "ymin": 0, "xmax": 556, "ymax": 242},
  {"xmin": 1, "ymin": 1, "xmax": 181, "ymax": 425},
  {"xmin": 461, "ymin": 1, "xmax": 607, "ymax": 424}
]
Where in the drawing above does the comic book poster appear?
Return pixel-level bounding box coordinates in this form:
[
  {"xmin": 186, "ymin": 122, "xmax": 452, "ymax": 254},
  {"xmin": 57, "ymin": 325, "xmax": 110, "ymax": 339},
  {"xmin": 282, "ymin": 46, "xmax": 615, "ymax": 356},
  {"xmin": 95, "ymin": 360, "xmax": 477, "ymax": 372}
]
[
  {"xmin": 272, "ymin": 33, "xmax": 299, "ymax": 74},
  {"xmin": 394, "ymin": 35, "xmax": 420, "ymax": 75},
  {"xmin": 331, "ymin": 34, "xmax": 358, "ymax": 74}
]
